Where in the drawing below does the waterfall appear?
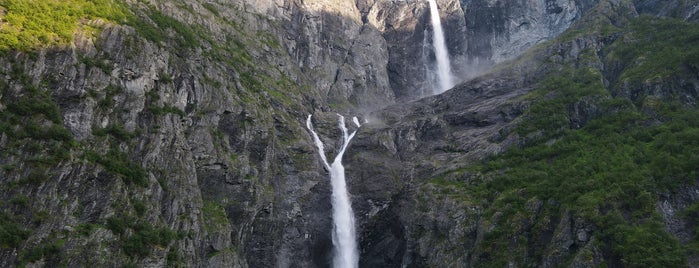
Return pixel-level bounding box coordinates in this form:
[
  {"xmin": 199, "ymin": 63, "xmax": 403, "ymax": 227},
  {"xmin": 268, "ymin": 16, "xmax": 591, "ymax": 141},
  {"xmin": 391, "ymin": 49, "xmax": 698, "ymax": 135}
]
[
  {"xmin": 306, "ymin": 114, "xmax": 360, "ymax": 268},
  {"xmin": 427, "ymin": 0, "xmax": 454, "ymax": 94},
  {"xmin": 422, "ymin": 29, "xmax": 435, "ymax": 97}
]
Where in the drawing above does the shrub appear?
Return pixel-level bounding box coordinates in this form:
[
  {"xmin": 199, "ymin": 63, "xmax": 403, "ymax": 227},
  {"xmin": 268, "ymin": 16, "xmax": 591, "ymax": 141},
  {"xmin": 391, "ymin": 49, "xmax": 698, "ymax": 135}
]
[
  {"xmin": 148, "ymin": 105, "xmax": 185, "ymax": 117},
  {"xmin": 20, "ymin": 240, "xmax": 63, "ymax": 263},
  {"xmin": 0, "ymin": 212, "xmax": 30, "ymax": 248},
  {"xmin": 5, "ymin": 92, "xmax": 62, "ymax": 124},
  {"xmin": 126, "ymin": 8, "xmax": 200, "ymax": 49},
  {"xmin": 86, "ymin": 150, "xmax": 148, "ymax": 187},
  {"xmin": 80, "ymin": 56, "xmax": 112, "ymax": 74},
  {"xmin": 0, "ymin": 0, "xmax": 128, "ymax": 52},
  {"xmin": 97, "ymin": 85, "xmax": 124, "ymax": 108},
  {"xmin": 105, "ymin": 216, "xmax": 178, "ymax": 257},
  {"xmin": 93, "ymin": 124, "xmax": 137, "ymax": 141},
  {"xmin": 75, "ymin": 223, "xmax": 100, "ymax": 237}
]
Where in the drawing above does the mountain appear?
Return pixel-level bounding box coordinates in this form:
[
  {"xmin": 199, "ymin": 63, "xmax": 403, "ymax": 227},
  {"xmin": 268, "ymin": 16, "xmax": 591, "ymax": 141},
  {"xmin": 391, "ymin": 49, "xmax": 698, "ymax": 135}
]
[{"xmin": 0, "ymin": 0, "xmax": 697, "ymax": 267}]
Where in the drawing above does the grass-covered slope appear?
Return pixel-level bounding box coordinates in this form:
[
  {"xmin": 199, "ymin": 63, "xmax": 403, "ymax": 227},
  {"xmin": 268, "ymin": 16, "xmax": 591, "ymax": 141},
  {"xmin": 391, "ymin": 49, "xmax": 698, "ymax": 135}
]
[
  {"xmin": 427, "ymin": 15, "xmax": 699, "ymax": 267},
  {"xmin": 0, "ymin": 0, "xmax": 128, "ymax": 52}
]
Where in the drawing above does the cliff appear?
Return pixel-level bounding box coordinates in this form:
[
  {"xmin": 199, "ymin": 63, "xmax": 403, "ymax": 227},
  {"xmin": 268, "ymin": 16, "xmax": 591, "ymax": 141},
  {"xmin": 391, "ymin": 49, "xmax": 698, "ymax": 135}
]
[{"xmin": 0, "ymin": 0, "xmax": 697, "ymax": 267}]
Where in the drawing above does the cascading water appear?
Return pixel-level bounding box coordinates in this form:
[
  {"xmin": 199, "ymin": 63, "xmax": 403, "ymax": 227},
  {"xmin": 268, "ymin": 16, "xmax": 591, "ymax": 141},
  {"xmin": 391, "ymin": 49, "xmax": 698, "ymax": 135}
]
[
  {"xmin": 306, "ymin": 114, "xmax": 360, "ymax": 268},
  {"xmin": 427, "ymin": 0, "xmax": 454, "ymax": 94},
  {"xmin": 421, "ymin": 29, "xmax": 435, "ymax": 97}
]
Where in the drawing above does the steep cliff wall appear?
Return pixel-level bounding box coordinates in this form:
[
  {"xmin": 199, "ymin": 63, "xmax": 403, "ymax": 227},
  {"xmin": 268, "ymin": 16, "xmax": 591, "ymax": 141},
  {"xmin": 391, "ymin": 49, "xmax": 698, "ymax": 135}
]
[
  {"xmin": 240, "ymin": 0, "xmax": 601, "ymax": 102},
  {"xmin": 460, "ymin": 0, "xmax": 599, "ymax": 63},
  {"xmin": 0, "ymin": 1, "xmax": 334, "ymax": 266},
  {"xmin": 1, "ymin": 0, "xmax": 698, "ymax": 267},
  {"xmin": 358, "ymin": 0, "xmax": 599, "ymax": 100}
]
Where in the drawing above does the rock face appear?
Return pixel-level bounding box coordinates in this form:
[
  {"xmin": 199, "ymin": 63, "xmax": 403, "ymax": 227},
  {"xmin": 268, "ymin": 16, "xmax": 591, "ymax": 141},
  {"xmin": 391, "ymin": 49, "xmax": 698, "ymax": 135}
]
[
  {"xmin": 0, "ymin": 0, "xmax": 698, "ymax": 267},
  {"xmin": 358, "ymin": 0, "xmax": 599, "ymax": 100},
  {"xmin": 461, "ymin": 0, "xmax": 599, "ymax": 63},
  {"xmin": 253, "ymin": 0, "xmax": 602, "ymax": 102},
  {"xmin": 281, "ymin": 0, "xmax": 396, "ymax": 111}
]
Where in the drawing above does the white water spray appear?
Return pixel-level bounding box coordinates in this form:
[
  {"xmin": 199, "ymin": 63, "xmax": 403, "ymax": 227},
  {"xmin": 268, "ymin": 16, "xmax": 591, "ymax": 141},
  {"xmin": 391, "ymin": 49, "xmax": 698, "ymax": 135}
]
[
  {"xmin": 421, "ymin": 29, "xmax": 435, "ymax": 97},
  {"xmin": 306, "ymin": 114, "xmax": 360, "ymax": 268},
  {"xmin": 427, "ymin": 0, "xmax": 454, "ymax": 93}
]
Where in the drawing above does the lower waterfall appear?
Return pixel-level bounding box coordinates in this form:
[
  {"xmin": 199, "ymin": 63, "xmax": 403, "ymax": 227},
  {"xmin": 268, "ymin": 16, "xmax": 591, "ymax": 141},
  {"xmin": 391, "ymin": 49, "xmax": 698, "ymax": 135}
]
[{"xmin": 306, "ymin": 114, "xmax": 361, "ymax": 268}]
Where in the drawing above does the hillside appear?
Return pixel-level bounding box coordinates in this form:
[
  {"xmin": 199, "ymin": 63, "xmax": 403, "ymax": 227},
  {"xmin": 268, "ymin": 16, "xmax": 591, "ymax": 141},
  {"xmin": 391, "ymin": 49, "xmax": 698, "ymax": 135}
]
[{"xmin": 0, "ymin": 0, "xmax": 698, "ymax": 267}]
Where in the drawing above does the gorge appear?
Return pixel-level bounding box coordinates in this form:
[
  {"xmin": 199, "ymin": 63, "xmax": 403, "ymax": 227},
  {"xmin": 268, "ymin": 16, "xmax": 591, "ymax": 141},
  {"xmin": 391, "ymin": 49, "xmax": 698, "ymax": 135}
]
[{"xmin": 0, "ymin": 0, "xmax": 698, "ymax": 267}]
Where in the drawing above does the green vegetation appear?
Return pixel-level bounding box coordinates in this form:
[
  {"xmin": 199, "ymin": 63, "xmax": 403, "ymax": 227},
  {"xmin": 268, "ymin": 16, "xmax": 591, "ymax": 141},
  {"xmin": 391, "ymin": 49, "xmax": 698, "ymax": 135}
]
[
  {"xmin": 516, "ymin": 66, "xmax": 607, "ymax": 139},
  {"xmin": 19, "ymin": 240, "xmax": 63, "ymax": 264},
  {"xmin": 132, "ymin": 199, "xmax": 146, "ymax": 216},
  {"xmin": 86, "ymin": 149, "xmax": 148, "ymax": 187},
  {"xmin": 0, "ymin": 0, "xmax": 305, "ymax": 115},
  {"xmin": 680, "ymin": 202, "xmax": 699, "ymax": 252},
  {"xmin": 93, "ymin": 124, "xmax": 139, "ymax": 141},
  {"xmin": 105, "ymin": 216, "xmax": 180, "ymax": 257},
  {"xmin": 145, "ymin": 89, "xmax": 160, "ymax": 101},
  {"xmin": 1, "ymin": 164, "xmax": 15, "ymax": 172},
  {"xmin": 239, "ymin": 72, "xmax": 263, "ymax": 93},
  {"xmin": 202, "ymin": 3, "xmax": 219, "ymax": 17},
  {"xmin": 0, "ymin": 63, "xmax": 74, "ymax": 169},
  {"xmin": 75, "ymin": 223, "xmax": 100, "ymax": 237},
  {"xmin": 463, "ymin": 101, "xmax": 697, "ymax": 266},
  {"xmin": 5, "ymin": 88, "xmax": 62, "ymax": 125},
  {"xmin": 428, "ymin": 16, "xmax": 699, "ymax": 267},
  {"xmin": 1, "ymin": 69, "xmax": 64, "ymax": 135},
  {"xmin": 148, "ymin": 105, "xmax": 186, "ymax": 117},
  {"xmin": 9, "ymin": 195, "xmax": 29, "ymax": 207},
  {"xmin": 202, "ymin": 201, "xmax": 229, "ymax": 232},
  {"xmin": 126, "ymin": 8, "xmax": 200, "ymax": 49},
  {"xmin": 0, "ymin": 212, "xmax": 30, "ymax": 248},
  {"xmin": 97, "ymin": 85, "xmax": 124, "ymax": 108},
  {"xmin": 610, "ymin": 16, "xmax": 699, "ymax": 87},
  {"xmin": 200, "ymin": 35, "xmax": 253, "ymax": 76},
  {"xmin": 80, "ymin": 55, "xmax": 113, "ymax": 74},
  {"xmin": 16, "ymin": 122, "xmax": 73, "ymax": 143},
  {"xmin": 256, "ymin": 31, "xmax": 281, "ymax": 48},
  {"xmin": 0, "ymin": 0, "xmax": 208, "ymax": 53},
  {"xmin": 167, "ymin": 248, "xmax": 181, "ymax": 266},
  {"xmin": 158, "ymin": 72, "xmax": 173, "ymax": 84},
  {"xmin": 11, "ymin": 170, "xmax": 49, "ymax": 186},
  {"xmin": 202, "ymin": 74, "xmax": 223, "ymax": 89},
  {"xmin": 0, "ymin": 0, "xmax": 128, "ymax": 52}
]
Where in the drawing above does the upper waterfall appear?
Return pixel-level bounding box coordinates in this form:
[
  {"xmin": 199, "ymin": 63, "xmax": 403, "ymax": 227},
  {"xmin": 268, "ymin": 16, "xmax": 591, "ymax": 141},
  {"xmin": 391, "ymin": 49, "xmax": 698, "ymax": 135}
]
[{"xmin": 427, "ymin": 0, "xmax": 455, "ymax": 94}]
